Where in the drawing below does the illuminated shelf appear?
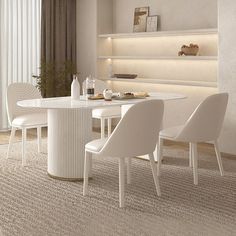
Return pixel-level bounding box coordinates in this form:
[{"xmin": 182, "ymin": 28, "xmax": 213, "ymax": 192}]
[
  {"xmin": 98, "ymin": 28, "xmax": 218, "ymax": 39},
  {"xmin": 98, "ymin": 28, "xmax": 218, "ymax": 89},
  {"xmin": 98, "ymin": 56, "xmax": 218, "ymax": 61},
  {"xmin": 103, "ymin": 78, "xmax": 217, "ymax": 88}
]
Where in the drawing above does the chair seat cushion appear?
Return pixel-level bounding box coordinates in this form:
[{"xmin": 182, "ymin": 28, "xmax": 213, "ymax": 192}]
[
  {"xmin": 85, "ymin": 138, "xmax": 108, "ymax": 153},
  {"xmin": 160, "ymin": 125, "xmax": 184, "ymax": 140},
  {"xmin": 12, "ymin": 112, "xmax": 47, "ymax": 127},
  {"xmin": 92, "ymin": 106, "xmax": 121, "ymax": 118}
]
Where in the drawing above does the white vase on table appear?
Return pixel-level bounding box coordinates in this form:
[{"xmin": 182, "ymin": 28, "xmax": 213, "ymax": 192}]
[{"xmin": 71, "ymin": 75, "xmax": 80, "ymax": 100}]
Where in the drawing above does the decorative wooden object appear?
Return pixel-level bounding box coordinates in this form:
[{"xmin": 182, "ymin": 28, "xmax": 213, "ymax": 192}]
[{"xmin": 178, "ymin": 44, "xmax": 199, "ymax": 56}]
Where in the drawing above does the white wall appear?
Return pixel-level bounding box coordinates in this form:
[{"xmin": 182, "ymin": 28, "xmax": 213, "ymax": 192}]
[
  {"xmin": 108, "ymin": 0, "xmax": 218, "ymax": 132},
  {"xmin": 113, "ymin": 0, "xmax": 217, "ymax": 33},
  {"xmin": 77, "ymin": 0, "xmax": 218, "ymax": 82},
  {"xmin": 76, "ymin": 0, "xmax": 97, "ymax": 82},
  {"xmin": 76, "ymin": 0, "xmax": 236, "ymax": 155},
  {"xmin": 218, "ymin": 0, "xmax": 236, "ymax": 155}
]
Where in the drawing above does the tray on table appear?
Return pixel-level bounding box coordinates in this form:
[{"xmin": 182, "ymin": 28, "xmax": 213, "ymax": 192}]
[
  {"xmin": 113, "ymin": 92, "xmax": 149, "ymax": 100},
  {"xmin": 88, "ymin": 92, "xmax": 149, "ymax": 100},
  {"xmin": 88, "ymin": 94, "xmax": 104, "ymax": 100}
]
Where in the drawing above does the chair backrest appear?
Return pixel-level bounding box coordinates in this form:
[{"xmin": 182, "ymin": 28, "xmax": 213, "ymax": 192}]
[
  {"xmin": 176, "ymin": 93, "xmax": 228, "ymax": 142},
  {"xmin": 99, "ymin": 100, "xmax": 164, "ymax": 158},
  {"xmin": 82, "ymin": 79, "xmax": 107, "ymax": 95},
  {"xmin": 6, "ymin": 83, "xmax": 42, "ymax": 125}
]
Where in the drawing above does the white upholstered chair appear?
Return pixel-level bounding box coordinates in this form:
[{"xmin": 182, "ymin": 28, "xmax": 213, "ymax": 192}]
[
  {"xmin": 83, "ymin": 79, "xmax": 121, "ymax": 138},
  {"xmin": 6, "ymin": 83, "xmax": 47, "ymax": 166},
  {"xmin": 83, "ymin": 100, "xmax": 164, "ymax": 208},
  {"xmin": 157, "ymin": 93, "xmax": 228, "ymax": 185}
]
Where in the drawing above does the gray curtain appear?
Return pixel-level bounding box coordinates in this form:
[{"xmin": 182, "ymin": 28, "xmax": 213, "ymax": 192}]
[{"xmin": 41, "ymin": 0, "xmax": 76, "ymax": 97}]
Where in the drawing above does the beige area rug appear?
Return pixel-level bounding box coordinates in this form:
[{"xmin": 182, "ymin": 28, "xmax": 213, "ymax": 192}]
[{"xmin": 0, "ymin": 138, "xmax": 236, "ymax": 236}]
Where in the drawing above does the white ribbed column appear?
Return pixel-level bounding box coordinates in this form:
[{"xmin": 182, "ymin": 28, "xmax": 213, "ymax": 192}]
[{"xmin": 47, "ymin": 108, "xmax": 93, "ymax": 180}]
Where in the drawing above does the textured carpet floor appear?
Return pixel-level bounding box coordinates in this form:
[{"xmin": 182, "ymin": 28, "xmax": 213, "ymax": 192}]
[{"xmin": 0, "ymin": 138, "xmax": 236, "ymax": 236}]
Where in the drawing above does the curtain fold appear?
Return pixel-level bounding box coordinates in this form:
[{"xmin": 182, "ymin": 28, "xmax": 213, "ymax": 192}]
[
  {"xmin": 0, "ymin": 0, "xmax": 41, "ymax": 130},
  {"xmin": 41, "ymin": 0, "xmax": 77, "ymax": 97}
]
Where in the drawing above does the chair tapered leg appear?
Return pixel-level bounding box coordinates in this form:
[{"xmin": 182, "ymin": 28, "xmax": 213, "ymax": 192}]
[
  {"xmin": 108, "ymin": 118, "xmax": 112, "ymax": 137},
  {"xmin": 155, "ymin": 120, "xmax": 164, "ymax": 162},
  {"xmin": 192, "ymin": 143, "xmax": 198, "ymax": 185},
  {"xmin": 157, "ymin": 137, "xmax": 163, "ymax": 176},
  {"xmin": 119, "ymin": 158, "xmax": 125, "ymax": 208},
  {"xmin": 22, "ymin": 128, "xmax": 27, "ymax": 166},
  {"xmin": 7, "ymin": 127, "xmax": 16, "ymax": 159},
  {"xmin": 88, "ymin": 152, "xmax": 93, "ymax": 177},
  {"xmin": 101, "ymin": 118, "xmax": 105, "ymax": 139},
  {"xmin": 153, "ymin": 144, "xmax": 158, "ymax": 161},
  {"xmin": 37, "ymin": 127, "xmax": 42, "ymax": 153},
  {"xmin": 127, "ymin": 157, "xmax": 131, "ymax": 184},
  {"xmin": 214, "ymin": 140, "xmax": 224, "ymax": 176},
  {"xmin": 83, "ymin": 151, "xmax": 91, "ymax": 196},
  {"xmin": 189, "ymin": 143, "xmax": 193, "ymax": 168},
  {"xmin": 149, "ymin": 153, "xmax": 161, "ymax": 196}
]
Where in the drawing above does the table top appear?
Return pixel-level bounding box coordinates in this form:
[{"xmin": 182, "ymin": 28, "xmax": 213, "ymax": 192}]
[{"xmin": 17, "ymin": 92, "xmax": 186, "ymax": 109}]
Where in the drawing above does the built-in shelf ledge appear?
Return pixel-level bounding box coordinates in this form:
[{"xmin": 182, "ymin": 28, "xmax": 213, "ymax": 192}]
[
  {"xmin": 98, "ymin": 28, "xmax": 218, "ymax": 39},
  {"xmin": 103, "ymin": 78, "xmax": 217, "ymax": 88},
  {"xmin": 98, "ymin": 56, "xmax": 218, "ymax": 61}
]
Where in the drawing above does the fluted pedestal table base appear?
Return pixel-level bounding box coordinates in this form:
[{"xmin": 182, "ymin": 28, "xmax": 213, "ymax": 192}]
[{"xmin": 47, "ymin": 108, "xmax": 92, "ymax": 181}]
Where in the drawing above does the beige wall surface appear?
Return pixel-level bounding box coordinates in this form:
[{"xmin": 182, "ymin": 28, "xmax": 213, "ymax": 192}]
[
  {"xmin": 218, "ymin": 0, "xmax": 236, "ymax": 155},
  {"xmin": 107, "ymin": 0, "xmax": 219, "ymax": 135},
  {"xmin": 76, "ymin": 0, "xmax": 97, "ymax": 83},
  {"xmin": 113, "ymin": 0, "xmax": 217, "ymax": 33},
  {"xmin": 76, "ymin": 1, "xmax": 236, "ymax": 155},
  {"xmin": 76, "ymin": 0, "xmax": 218, "ymax": 83}
]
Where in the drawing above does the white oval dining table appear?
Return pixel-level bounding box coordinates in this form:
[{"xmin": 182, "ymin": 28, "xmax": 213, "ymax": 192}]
[{"xmin": 17, "ymin": 93, "xmax": 186, "ymax": 181}]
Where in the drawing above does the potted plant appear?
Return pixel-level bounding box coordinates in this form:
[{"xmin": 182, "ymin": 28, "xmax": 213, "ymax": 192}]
[{"xmin": 33, "ymin": 60, "xmax": 78, "ymax": 98}]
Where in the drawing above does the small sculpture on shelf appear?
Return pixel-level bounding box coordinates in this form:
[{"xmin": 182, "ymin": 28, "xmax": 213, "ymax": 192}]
[{"xmin": 178, "ymin": 43, "xmax": 199, "ymax": 56}]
